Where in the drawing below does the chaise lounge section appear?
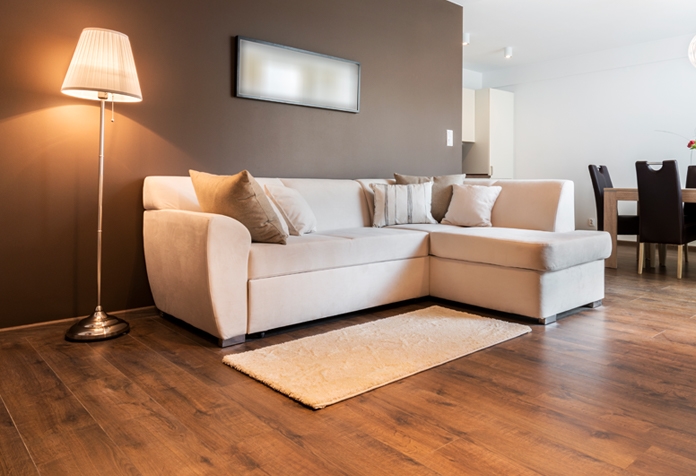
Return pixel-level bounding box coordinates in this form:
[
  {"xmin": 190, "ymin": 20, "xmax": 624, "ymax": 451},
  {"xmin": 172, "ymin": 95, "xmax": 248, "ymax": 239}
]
[{"xmin": 143, "ymin": 176, "xmax": 611, "ymax": 346}]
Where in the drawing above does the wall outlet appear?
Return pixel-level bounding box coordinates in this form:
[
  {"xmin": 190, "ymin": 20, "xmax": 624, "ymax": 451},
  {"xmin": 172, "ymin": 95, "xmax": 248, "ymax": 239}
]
[
  {"xmin": 588, "ymin": 218, "xmax": 595, "ymax": 228},
  {"xmin": 446, "ymin": 129, "xmax": 453, "ymax": 146}
]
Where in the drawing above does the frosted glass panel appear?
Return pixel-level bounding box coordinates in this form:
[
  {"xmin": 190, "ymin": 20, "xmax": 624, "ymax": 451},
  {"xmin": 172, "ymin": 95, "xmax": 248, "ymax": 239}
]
[{"xmin": 237, "ymin": 37, "xmax": 360, "ymax": 113}]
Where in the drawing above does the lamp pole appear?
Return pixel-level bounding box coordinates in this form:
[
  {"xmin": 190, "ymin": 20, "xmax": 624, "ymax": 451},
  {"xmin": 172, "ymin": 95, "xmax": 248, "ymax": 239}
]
[
  {"xmin": 96, "ymin": 95, "xmax": 105, "ymax": 312},
  {"xmin": 65, "ymin": 94, "xmax": 130, "ymax": 341}
]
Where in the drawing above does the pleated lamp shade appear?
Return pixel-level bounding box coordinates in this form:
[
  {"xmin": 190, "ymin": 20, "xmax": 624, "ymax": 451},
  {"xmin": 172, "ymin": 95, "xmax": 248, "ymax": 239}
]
[{"xmin": 61, "ymin": 28, "xmax": 142, "ymax": 102}]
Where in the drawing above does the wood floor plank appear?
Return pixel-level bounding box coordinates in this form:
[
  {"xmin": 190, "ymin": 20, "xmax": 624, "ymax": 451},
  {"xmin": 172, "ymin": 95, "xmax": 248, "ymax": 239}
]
[
  {"xmin": 28, "ymin": 332, "xmax": 241, "ymax": 475},
  {"xmin": 218, "ymin": 354, "xmax": 443, "ymax": 475},
  {"xmin": 88, "ymin": 332, "xmax": 353, "ymax": 475},
  {"xmin": 626, "ymin": 445, "xmax": 696, "ymax": 475},
  {"xmin": 520, "ymin": 386, "xmax": 657, "ymax": 439},
  {"xmin": 0, "ymin": 338, "xmax": 137, "ymax": 476},
  {"xmin": 411, "ymin": 362, "xmax": 648, "ymax": 469},
  {"xmin": 128, "ymin": 316, "xmax": 251, "ymax": 388},
  {"xmin": 0, "ymin": 395, "xmax": 38, "ymax": 476},
  {"xmin": 375, "ymin": 383, "xmax": 630, "ymax": 475},
  {"xmin": 417, "ymin": 436, "xmax": 543, "ymax": 476},
  {"xmin": 333, "ymin": 387, "xmax": 461, "ymax": 460}
]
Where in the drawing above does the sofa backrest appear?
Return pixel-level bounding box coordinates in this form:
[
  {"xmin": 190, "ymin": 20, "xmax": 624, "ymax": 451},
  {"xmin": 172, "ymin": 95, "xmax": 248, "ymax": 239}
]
[
  {"xmin": 143, "ymin": 176, "xmax": 201, "ymax": 212},
  {"xmin": 280, "ymin": 178, "xmax": 371, "ymax": 231},
  {"xmin": 143, "ymin": 176, "xmax": 371, "ymax": 232},
  {"xmin": 143, "ymin": 176, "xmax": 574, "ymax": 233},
  {"xmin": 487, "ymin": 179, "xmax": 575, "ymax": 232}
]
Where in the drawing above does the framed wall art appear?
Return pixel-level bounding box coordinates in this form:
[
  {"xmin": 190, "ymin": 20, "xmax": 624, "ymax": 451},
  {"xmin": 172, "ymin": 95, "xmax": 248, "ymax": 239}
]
[{"xmin": 236, "ymin": 36, "xmax": 360, "ymax": 113}]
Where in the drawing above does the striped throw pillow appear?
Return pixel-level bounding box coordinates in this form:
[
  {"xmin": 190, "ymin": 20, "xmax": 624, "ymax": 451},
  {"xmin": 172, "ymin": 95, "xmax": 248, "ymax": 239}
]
[{"xmin": 370, "ymin": 183, "xmax": 437, "ymax": 227}]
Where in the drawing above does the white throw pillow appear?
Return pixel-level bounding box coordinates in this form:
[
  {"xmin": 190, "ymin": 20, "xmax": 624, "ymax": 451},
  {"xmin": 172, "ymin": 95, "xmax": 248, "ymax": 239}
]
[
  {"xmin": 442, "ymin": 184, "xmax": 502, "ymax": 227},
  {"xmin": 265, "ymin": 184, "xmax": 318, "ymax": 235},
  {"xmin": 265, "ymin": 192, "xmax": 290, "ymax": 236},
  {"xmin": 370, "ymin": 182, "xmax": 437, "ymax": 227}
]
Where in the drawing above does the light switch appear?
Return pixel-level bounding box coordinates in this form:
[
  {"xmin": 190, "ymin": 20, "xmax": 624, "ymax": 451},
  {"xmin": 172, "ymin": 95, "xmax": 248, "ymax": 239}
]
[{"xmin": 446, "ymin": 129, "xmax": 453, "ymax": 147}]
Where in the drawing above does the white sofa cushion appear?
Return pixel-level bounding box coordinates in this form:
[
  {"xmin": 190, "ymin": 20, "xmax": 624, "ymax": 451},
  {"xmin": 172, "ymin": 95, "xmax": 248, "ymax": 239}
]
[
  {"xmin": 429, "ymin": 227, "xmax": 611, "ymax": 272},
  {"xmin": 280, "ymin": 179, "xmax": 370, "ymax": 231},
  {"xmin": 441, "ymin": 184, "xmax": 502, "ymax": 227},
  {"xmin": 489, "ymin": 180, "xmax": 575, "ymax": 232},
  {"xmin": 355, "ymin": 179, "xmax": 394, "ymax": 223},
  {"xmin": 249, "ymin": 227, "xmax": 429, "ymax": 279},
  {"xmin": 265, "ymin": 184, "xmax": 318, "ymax": 235},
  {"xmin": 266, "ymin": 197, "xmax": 290, "ymax": 236},
  {"xmin": 388, "ymin": 223, "xmax": 461, "ymax": 233},
  {"xmin": 394, "ymin": 173, "xmax": 467, "ymax": 222},
  {"xmin": 143, "ymin": 176, "xmax": 203, "ymax": 212},
  {"xmin": 371, "ymin": 183, "xmax": 437, "ymax": 227}
]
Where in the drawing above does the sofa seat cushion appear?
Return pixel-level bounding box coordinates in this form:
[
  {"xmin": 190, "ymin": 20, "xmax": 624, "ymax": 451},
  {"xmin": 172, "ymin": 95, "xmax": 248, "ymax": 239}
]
[
  {"xmin": 388, "ymin": 223, "xmax": 462, "ymax": 233},
  {"xmin": 249, "ymin": 227, "xmax": 429, "ymax": 279},
  {"xmin": 429, "ymin": 227, "xmax": 611, "ymax": 272}
]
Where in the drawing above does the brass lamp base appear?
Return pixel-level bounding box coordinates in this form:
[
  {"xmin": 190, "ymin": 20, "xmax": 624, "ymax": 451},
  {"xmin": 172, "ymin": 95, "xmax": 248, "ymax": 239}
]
[{"xmin": 65, "ymin": 307, "xmax": 130, "ymax": 342}]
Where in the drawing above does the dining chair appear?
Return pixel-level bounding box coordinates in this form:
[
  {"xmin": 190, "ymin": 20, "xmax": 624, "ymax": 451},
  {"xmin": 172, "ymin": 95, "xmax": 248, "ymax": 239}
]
[
  {"xmin": 635, "ymin": 160, "xmax": 696, "ymax": 278},
  {"xmin": 588, "ymin": 165, "xmax": 639, "ymax": 234},
  {"xmin": 684, "ymin": 165, "xmax": 696, "ymax": 221}
]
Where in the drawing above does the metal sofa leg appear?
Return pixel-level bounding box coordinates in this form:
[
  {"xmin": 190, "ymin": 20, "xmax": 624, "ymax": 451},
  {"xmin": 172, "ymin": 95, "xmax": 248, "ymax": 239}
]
[
  {"xmin": 218, "ymin": 335, "xmax": 246, "ymax": 347},
  {"xmin": 246, "ymin": 331, "xmax": 266, "ymax": 340},
  {"xmin": 586, "ymin": 300, "xmax": 602, "ymax": 309},
  {"xmin": 537, "ymin": 315, "xmax": 557, "ymax": 325}
]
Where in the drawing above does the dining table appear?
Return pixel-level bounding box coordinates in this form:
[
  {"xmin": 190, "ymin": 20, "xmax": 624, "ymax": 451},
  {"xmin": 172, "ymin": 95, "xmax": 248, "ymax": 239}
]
[{"xmin": 603, "ymin": 187, "xmax": 696, "ymax": 268}]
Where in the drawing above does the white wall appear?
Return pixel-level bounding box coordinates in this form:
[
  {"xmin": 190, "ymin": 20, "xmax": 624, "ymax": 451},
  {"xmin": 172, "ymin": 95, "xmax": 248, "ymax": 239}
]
[
  {"xmin": 480, "ymin": 34, "xmax": 696, "ymax": 230},
  {"xmin": 463, "ymin": 68, "xmax": 483, "ymax": 89}
]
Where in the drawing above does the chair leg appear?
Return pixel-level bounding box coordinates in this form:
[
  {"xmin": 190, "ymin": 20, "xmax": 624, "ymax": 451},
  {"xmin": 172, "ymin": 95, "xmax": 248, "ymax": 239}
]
[
  {"xmin": 645, "ymin": 243, "xmax": 656, "ymax": 268},
  {"xmin": 677, "ymin": 245, "xmax": 684, "ymax": 279},
  {"xmin": 638, "ymin": 242, "xmax": 644, "ymax": 274},
  {"xmin": 686, "ymin": 245, "xmax": 689, "ymax": 263},
  {"xmin": 635, "ymin": 241, "xmax": 640, "ymax": 263},
  {"xmin": 658, "ymin": 244, "xmax": 666, "ymax": 267}
]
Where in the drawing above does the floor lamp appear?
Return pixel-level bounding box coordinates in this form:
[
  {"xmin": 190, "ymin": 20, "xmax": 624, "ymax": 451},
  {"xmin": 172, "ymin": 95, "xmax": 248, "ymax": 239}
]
[{"xmin": 61, "ymin": 28, "xmax": 143, "ymax": 342}]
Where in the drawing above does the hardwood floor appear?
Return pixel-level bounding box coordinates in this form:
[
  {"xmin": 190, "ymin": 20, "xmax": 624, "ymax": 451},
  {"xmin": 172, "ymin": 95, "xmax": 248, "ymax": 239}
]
[{"xmin": 2, "ymin": 243, "xmax": 696, "ymax": 475}]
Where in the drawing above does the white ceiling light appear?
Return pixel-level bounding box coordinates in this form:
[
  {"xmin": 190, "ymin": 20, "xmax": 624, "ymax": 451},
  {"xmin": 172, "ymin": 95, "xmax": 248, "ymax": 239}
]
[
  {"xmin": 504, "ymin": 46, "xmax": 513, "ymax": 59},
  {"xmin": 463, "ymin": 33, "xmax": 471, "ymax": 46},
  {"xmin": 689, "ymin": 35, "xmax": 696, "ymax": 67}
]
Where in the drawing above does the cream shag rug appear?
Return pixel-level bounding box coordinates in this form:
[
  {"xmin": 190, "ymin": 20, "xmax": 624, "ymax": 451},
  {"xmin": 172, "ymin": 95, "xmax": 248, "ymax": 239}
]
[{"xmin": 222, "ymin": 306, "xmax": 531, "ymax": 409}]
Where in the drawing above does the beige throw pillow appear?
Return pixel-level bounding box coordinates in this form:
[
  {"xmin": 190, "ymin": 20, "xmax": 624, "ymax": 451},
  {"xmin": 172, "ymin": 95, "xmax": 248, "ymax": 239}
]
[
  {"xmin": 264, "ymin": 184, "xmax": 318, "ymax": 235},
  {"xmin": 189, "ymin": 169, "xmax": 288, "ymax": 244},
  {"xmin": 394, "ymin": 173, "xmax": 467, "ymax": 222},
  {"xmin": 442, "ymin": 184, "xmax": 502, "ymax": 227},
  {"xmin": 371, "ymin": 182, "xmax": 437, "ymax": 227}
]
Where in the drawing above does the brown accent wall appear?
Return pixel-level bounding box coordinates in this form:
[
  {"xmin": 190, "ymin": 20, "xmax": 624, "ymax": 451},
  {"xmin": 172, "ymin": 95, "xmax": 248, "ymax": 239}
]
[{"xmin": 0, "ymin": 0, "xmax": 462, "ymax": 328}]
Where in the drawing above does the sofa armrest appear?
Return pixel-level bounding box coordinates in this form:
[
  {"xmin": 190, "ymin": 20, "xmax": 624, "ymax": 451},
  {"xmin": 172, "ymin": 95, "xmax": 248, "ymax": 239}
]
[{"xmin": 143, "ymin": 209, "xmax": 251, "ymax": 342}]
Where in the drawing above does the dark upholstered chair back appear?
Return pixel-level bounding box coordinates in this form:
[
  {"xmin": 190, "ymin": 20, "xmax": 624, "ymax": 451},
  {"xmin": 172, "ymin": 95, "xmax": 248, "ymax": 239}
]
[
  {"xmin": 684, "ymin": 165, "xmax": 696, "ymax": 218},
  {"xmin": 588, "ymin": 165, "xmax": 613, "ymax": 231},
  {"xmin": 636, "ymin": 160, "xmax": 683, "ymax": 244}
]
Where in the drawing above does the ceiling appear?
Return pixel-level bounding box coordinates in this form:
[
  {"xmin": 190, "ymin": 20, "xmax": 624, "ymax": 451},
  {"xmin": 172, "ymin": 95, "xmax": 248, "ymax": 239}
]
[{"xmin": 448, "ymin": 0, "xmax": 696, "ymax": 72}]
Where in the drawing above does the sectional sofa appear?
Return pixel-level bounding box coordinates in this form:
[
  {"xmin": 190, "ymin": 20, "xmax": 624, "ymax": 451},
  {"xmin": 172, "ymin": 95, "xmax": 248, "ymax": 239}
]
[{"xmin": 142, "ymin": 176, "xmax": 611, "ymax": 346}]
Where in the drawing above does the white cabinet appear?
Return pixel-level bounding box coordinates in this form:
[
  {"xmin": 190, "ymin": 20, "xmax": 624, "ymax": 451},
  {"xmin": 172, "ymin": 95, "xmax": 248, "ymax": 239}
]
[
  {"xmin": 462, "ymin": 88, "xmax": 514, "ymax": 178},
  {"xmin": 462, "ymin": 88, "xmax": 475, "ymax": 143}
]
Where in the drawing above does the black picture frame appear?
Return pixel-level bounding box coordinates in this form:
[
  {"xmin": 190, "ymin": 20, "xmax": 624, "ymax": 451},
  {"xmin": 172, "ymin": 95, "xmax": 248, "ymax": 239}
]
[{"xmin": 235, "ymin": 36, "xmax": 361, "ymax": 113}]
